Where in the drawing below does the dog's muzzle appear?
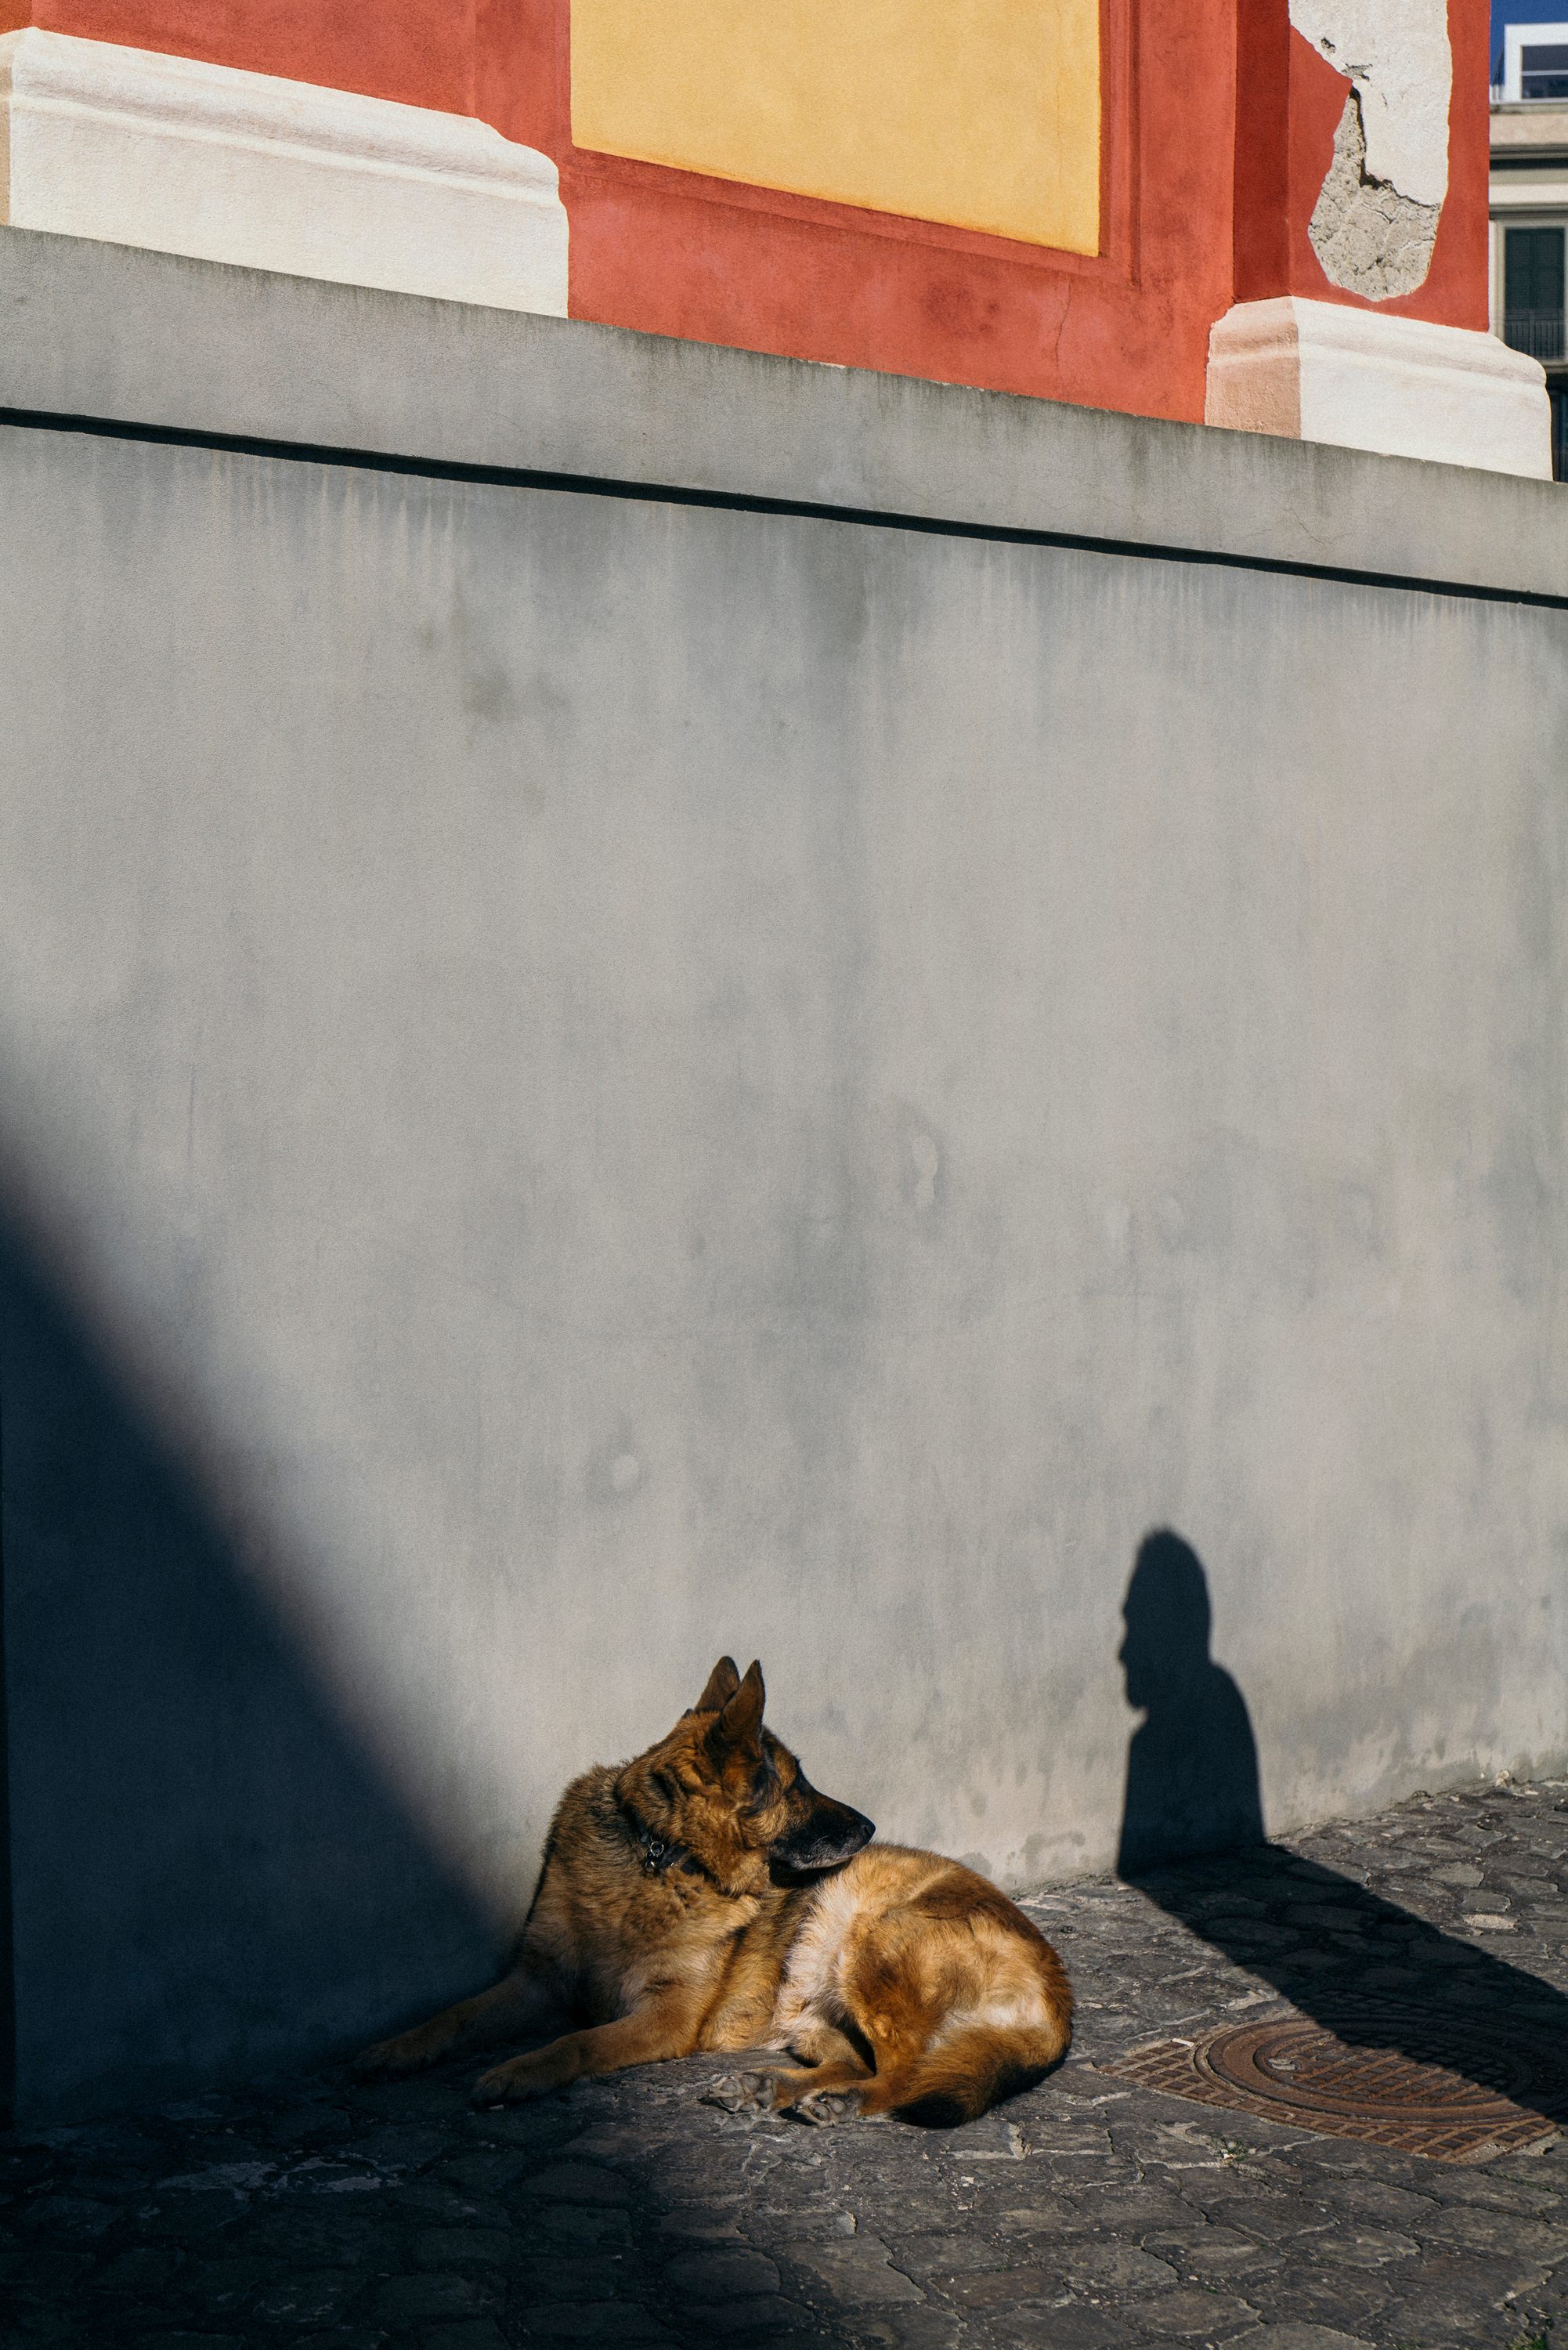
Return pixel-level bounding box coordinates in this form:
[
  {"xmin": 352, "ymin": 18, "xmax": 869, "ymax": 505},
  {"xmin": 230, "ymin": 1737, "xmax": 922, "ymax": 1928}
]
[{"xmin": 775, "ymin": 1799, "xmax": 876, "ymax": 1874}]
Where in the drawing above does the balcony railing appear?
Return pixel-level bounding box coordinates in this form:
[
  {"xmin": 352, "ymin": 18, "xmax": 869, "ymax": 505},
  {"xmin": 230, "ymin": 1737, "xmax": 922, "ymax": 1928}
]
[{"xmin": 1503, "ymin": 309, "xmax": 1566, "ymax": 361}]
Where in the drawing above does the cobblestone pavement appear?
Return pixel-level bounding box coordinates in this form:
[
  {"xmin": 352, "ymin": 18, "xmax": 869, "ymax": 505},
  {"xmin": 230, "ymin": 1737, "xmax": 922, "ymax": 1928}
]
[{"xmin": 5, "ymin": 1777, "xmax": 1568, "ymax": 2350}]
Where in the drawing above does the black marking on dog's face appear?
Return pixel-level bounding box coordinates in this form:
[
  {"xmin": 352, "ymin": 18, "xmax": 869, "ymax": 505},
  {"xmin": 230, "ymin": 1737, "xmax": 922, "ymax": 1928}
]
[
  {"xmin": 770, "ymin": 1769, "xmax": 876, "ymax": 1877},
  {"xmin": 625, "ymin": 1659, "xmax": 873, "ymax": 1895}
]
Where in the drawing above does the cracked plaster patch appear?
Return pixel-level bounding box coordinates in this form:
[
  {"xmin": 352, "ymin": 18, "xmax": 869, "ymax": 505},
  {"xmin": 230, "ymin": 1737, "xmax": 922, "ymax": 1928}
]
[
  {"xmin": 1308, "ymin": 92, "xmax": 1443, "ymax": 300},
  {"xmin": 1289, "ymin": 0, "xmax": 1451, "ymax": 300}
]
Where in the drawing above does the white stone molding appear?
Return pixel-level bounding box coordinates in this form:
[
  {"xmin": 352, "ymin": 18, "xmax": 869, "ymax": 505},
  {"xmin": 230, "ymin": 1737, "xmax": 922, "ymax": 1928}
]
[
  {"xmin": 1205, "ymin": 296, "xmax": 1552, "ymax": 477},
  {"xmin": 0, "ymin": 29, "xmax": 567, "ymax": 315}
]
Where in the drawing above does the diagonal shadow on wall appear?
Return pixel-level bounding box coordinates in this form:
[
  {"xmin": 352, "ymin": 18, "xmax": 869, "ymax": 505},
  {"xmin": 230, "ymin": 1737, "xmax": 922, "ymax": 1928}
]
[
  {"xmin": 1115, "ymin": 1530, "xmax": 1568, "ymax": 2124},
  {"xmin": 0, "ymin": 1208, "xmax": 504, "ymax": 2124}
]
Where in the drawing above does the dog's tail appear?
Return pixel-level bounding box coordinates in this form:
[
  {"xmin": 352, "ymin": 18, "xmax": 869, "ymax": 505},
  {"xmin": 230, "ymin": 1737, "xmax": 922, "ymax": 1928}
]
[{"xmin": 862, "ymin": 2006, "xmax": 1073, "ymax": 2128}]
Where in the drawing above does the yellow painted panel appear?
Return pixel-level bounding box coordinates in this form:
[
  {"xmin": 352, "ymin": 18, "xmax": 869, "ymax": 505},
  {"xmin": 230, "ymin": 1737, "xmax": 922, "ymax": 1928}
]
[{"xmin": 571, "ymin": 1, "xmax": 1100, "ymax": 255}]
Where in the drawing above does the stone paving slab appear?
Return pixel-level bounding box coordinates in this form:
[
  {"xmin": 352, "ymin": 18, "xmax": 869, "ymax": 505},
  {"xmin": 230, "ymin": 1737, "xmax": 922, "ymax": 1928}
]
[{"xmin": 4, "ymin": 1777, "xmax": 1567, "ymax": 2350}]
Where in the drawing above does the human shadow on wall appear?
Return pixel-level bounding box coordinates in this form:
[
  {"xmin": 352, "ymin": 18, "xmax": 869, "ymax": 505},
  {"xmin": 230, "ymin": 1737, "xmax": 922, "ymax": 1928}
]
[
  {"xmin": 1115, "ymin": 1530, "xmax": 1568, "ymax": 2119},
  {"xmin": 0, "ymin": 1208, "xmax": 502, "ymax": 2123}
]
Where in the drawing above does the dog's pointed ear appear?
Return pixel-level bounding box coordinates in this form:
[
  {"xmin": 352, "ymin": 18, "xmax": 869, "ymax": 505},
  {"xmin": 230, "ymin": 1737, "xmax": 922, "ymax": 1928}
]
[
  {"xmin": 712, "ymin": 1660, "xmax": 765, "ymax": 1753},
  {"xmin": 693, "ymin": 1656, "xmax": 742, "ymax": 1714}
]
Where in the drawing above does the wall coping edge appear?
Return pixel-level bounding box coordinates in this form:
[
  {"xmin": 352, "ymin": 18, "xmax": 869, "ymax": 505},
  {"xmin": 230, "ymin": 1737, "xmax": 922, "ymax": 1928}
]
[{"xmin": 0, "ymin": 226, "xmax": 1563, "ymax": 601}]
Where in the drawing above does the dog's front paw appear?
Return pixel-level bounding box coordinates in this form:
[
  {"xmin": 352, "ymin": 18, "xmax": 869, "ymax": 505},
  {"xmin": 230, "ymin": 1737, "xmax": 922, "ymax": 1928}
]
[
  {"xmin": 700, "ymin": 2070, "xmax": 780, "ymax": 2119},
  {"xmin": 471, "ymin": 2055, "xmax": 556, "ymax": 2108},
  {"xmin": 351, "ymin": 2030, "xmax": 443, "ymax": 2081}
]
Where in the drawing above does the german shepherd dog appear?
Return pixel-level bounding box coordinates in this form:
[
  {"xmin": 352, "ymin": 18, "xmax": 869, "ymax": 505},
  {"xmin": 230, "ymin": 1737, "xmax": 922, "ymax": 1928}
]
[{"xmin": 355, "ymin": 1658, "xmax": 1072, "ymax": 2124}]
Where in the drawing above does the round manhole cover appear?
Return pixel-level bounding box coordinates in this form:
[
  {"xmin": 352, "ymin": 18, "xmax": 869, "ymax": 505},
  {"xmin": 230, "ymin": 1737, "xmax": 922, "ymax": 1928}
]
[{"xmin": 1101, "ymin": 1999, "xmax": 1568, "ymax": 2161}]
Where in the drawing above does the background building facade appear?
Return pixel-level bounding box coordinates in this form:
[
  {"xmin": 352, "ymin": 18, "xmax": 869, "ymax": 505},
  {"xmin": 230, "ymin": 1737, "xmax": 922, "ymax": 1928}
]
[{"xmin": 1492, "ymin": 18, "xmax": 1568, "ymax": 472}]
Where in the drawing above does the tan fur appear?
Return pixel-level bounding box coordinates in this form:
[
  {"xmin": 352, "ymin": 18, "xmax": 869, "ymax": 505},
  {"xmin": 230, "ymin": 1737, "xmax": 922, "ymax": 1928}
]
[
  {"xmin": 753, "ymin": 1842, "xmax": 1073, "ymax": 2124},
  {"xmin": 353, "ymin": 1658, "xmax": 1071, "ymax": 2124}
]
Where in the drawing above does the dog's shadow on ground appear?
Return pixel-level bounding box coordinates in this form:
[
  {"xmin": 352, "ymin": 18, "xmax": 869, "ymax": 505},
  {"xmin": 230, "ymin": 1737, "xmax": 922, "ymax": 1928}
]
[{"xmin": 1115, "ymin": 1530, "xmax": 1568, "ymax": 2121}]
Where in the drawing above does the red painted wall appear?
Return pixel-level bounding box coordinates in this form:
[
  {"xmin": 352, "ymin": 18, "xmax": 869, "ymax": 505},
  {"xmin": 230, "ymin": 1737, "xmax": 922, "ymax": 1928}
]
[
  {"xmin": 1235, "ymin": 0, "xmax": 1487, "ymax": 331},
  {"xmin": 0, "ymin": 0, "xmax": 1492, "ymax": 409},
  {"xmin": 0, "ymin": 1, "xmax": 479, "ymax": 110},
  {"xmin": 483, "ymin": 0, "xmax": 1239, "ymax": 425}
]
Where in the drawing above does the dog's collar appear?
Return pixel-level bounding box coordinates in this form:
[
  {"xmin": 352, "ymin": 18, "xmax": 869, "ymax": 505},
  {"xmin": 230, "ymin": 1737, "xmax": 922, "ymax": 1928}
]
[
  {"xmin": 634, "ymin": 1820, "xmax": 686, "ymax": 1876},
  {"xmin": 618, "ymin": 1797, "xmax": 736, "ymax": 1894}
]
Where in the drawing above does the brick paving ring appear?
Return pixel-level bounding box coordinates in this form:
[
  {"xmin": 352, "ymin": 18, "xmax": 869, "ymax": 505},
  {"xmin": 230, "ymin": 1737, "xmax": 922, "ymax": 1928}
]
[{"xmin": 1100, "ymin": 1998, "xmax": 1568, "ymax": 2161}]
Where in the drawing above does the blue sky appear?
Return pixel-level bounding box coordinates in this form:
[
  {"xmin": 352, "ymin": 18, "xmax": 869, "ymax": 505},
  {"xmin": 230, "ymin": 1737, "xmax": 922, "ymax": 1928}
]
[{"xmin": 1494, "ymin": 1, "xmax": 1568, "ymax": 76}]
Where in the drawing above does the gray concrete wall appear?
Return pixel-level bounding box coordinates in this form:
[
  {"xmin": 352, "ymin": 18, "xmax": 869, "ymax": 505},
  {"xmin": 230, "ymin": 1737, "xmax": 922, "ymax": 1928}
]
[{"xmin": 2, "ymin": 230, "xmax": 1566, "ymax": 2120}]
